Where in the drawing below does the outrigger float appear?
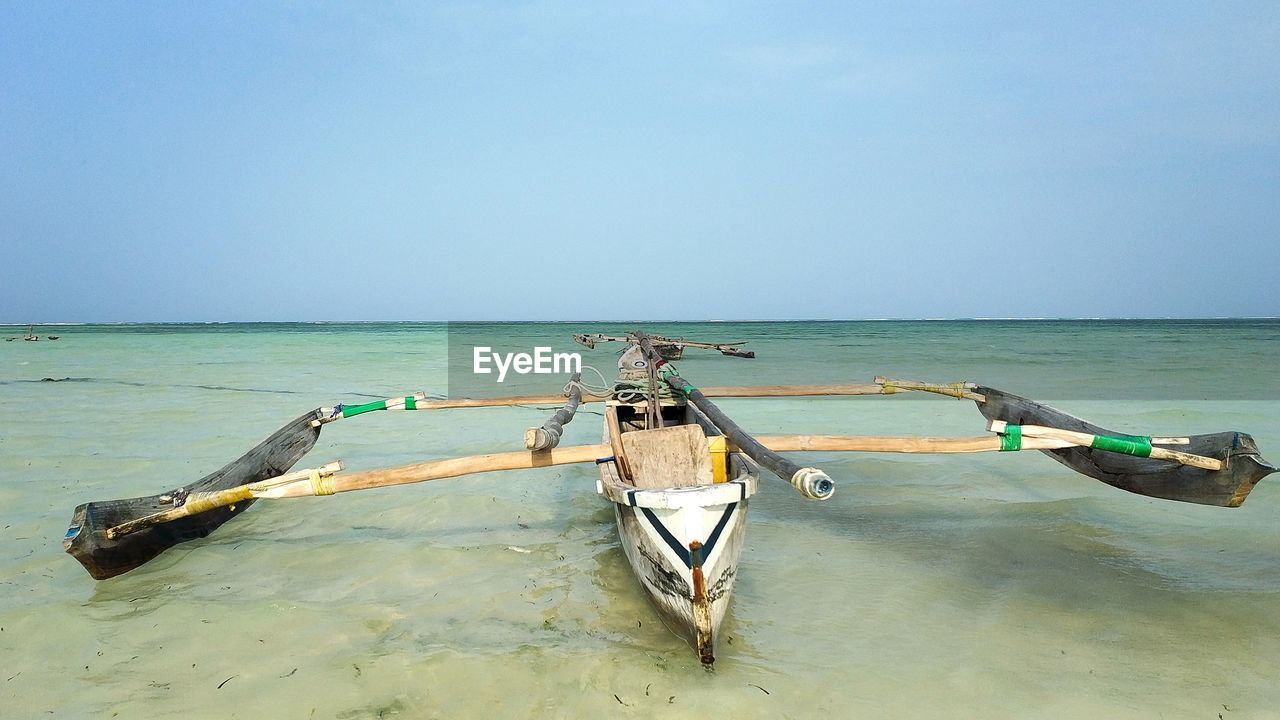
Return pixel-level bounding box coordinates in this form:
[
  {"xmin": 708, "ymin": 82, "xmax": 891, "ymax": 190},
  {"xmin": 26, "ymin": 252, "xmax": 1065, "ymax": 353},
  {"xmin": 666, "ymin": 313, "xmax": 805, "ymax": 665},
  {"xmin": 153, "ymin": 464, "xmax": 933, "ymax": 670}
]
[{"xmin": 64, "ymin": 331, "xmax": 1275, "ymax": 664}]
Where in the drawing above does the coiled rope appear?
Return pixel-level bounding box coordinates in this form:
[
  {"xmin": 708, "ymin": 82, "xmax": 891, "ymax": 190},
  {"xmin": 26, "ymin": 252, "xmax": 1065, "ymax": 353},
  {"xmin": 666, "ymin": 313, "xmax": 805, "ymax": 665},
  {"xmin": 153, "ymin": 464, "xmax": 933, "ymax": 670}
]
[{"xmin": 563, "ymin": 364, "xmax": 680, "ymax": 404}]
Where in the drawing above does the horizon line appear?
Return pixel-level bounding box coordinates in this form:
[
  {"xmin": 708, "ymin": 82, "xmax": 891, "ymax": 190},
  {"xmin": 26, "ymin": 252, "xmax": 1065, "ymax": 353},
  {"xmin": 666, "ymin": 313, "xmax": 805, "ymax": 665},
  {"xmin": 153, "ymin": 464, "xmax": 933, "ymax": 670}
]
[{"xmin": 4, "ymin": 316, "xmax": 1279, "ymax": 326}]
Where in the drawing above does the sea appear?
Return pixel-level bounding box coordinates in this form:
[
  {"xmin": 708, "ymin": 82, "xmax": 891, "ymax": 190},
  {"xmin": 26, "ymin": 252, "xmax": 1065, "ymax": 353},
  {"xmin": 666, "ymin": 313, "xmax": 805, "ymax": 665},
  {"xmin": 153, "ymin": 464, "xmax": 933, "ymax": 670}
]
[{"xmin": 2, "ymin": 320, "xmax": 1278, "ymax": 719}]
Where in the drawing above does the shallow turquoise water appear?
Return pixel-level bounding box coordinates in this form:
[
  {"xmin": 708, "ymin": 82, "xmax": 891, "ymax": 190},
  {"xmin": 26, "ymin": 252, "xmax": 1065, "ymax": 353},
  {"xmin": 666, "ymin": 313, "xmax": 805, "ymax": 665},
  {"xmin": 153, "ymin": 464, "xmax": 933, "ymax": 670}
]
[{"xmin": 2, "ymin": 321, "xmax": 1278, "ymax": 718}]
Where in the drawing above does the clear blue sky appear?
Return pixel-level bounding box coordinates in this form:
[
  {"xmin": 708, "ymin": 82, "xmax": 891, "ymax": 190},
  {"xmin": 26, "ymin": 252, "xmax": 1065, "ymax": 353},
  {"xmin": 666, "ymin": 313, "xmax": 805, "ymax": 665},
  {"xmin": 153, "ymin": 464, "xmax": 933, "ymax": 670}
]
[{"xmin": 2, "ymin": 2, "xmax": 1277, "ymax": 321}]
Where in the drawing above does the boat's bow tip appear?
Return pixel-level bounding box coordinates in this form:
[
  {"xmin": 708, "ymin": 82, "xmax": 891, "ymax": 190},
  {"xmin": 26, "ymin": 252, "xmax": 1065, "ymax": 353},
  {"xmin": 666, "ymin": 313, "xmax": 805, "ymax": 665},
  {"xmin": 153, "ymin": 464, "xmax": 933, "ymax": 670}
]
[{"xmin": 1225, "ymin": 446, "xmax": 1278, "ymax": 507}]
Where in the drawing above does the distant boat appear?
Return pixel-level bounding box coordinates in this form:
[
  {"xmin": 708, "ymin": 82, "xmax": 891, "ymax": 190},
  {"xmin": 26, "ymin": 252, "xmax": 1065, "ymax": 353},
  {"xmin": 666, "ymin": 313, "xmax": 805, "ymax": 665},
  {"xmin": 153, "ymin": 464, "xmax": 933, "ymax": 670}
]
[
  {"xmin": 24, "ymin": 325, "xmax": 38, "ymax": 341},
  {"xmin": 47, "ymin": 336, "xmax": 60, "ymax": 340}
]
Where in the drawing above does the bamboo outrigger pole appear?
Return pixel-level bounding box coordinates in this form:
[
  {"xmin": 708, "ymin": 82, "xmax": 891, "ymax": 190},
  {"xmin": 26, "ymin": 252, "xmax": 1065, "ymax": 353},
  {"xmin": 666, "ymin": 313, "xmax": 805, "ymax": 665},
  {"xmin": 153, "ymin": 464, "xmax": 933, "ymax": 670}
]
[
  {"xmin": 311, "ymin": 384, "xmax": 939, "ymax": 425},
  {"xmin": 987, "ymin": 420, "xmax": 1223, "ymax": 470},
  {"xmin": 106, "ymin": 444, "xmax": 614, "ymax": 539},
  {"xmin": 105, "ymin": 429, "xmax": 1170, "ymax": 542},
  {"xmin": 631, "ymin": 331, "xmax": 835, "ymax": 500},
  {"xmin": 756, "ymin": 434, "xmax": 1074, "ymax": 453},
  {"xmin": 874, "ymin": 377, "xmax": 986, "ymax": 402},
  {"xmin": 104, "ymin": 433, "xmax": 1081, "ymax": 541}
]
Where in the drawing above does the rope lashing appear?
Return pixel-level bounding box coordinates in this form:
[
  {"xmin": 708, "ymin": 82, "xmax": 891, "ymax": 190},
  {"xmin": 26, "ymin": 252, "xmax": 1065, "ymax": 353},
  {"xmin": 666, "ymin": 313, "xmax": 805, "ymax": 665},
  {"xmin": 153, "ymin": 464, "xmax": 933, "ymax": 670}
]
[
  {"xmin": 563, "ymin": 365, "xmax": 614, "ymax": 398},
  {"xmin": 612, "ymin": 380, "xmax": 680, "ymax": 403},
  {"xmin": 309, "ymin": 468, "xmax": 336, "ymax": 496}
]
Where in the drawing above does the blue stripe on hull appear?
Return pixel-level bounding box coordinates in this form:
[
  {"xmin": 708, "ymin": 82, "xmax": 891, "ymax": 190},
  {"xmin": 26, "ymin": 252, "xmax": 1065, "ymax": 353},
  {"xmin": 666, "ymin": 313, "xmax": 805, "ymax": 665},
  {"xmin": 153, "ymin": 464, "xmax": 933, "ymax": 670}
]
[{"xmin": 637, "ymin": 503, "xmax": 738, "ymax": 570}]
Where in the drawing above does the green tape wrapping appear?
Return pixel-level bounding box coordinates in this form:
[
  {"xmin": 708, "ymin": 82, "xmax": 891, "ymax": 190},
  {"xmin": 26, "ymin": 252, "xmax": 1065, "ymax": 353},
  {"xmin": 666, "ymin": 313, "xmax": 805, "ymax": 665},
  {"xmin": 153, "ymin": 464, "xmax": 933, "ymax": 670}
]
[
  {"xmin": 999, "ymin": 424, "xmax": 1022, "ymax": 451},
  {"xmin": 654, "ymin": 363, "xmax": 694, "ymax": 395},
  {"xmin": 341, "ymin": 399, "xmax": 388, "ymax": 418},
  {"xmin": 1090, "ymin": 434, "xmax": 1152, "ymax": 457},
  {"xmin": 404, "ymin": 396, "xmax": 417, "ymax": 410}
]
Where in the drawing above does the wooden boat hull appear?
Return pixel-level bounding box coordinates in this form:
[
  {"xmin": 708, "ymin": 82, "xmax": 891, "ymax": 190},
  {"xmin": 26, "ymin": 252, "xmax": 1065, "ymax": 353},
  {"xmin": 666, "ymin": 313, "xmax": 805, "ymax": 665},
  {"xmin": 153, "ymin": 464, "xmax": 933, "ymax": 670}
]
[
  {"xmin": 612, "ymin": 494, "xmax": 748, "ymax": 662},
  {"xmin": 597, "ymin": 422, "xmax": 758, "ymax": 663}
]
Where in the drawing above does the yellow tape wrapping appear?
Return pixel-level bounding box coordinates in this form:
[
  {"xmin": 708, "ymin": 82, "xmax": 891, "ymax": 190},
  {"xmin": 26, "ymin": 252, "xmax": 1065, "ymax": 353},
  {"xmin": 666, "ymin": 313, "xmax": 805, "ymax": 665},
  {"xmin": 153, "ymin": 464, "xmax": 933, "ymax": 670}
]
[
  {"xmin": 707, "ymin": 436, "xmax": 728, "ymax": 483},
  {"xmin": 183, "ymin": 486, "xmax": 253, "ymax": 514}
]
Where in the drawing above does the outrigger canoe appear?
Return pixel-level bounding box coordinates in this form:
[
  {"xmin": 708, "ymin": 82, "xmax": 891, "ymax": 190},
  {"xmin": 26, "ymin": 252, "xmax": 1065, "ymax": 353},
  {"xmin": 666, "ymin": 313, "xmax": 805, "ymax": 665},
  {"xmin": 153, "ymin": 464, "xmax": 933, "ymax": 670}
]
[
  {"xmin": 595, "ymin": 346, "xmax": 761, "ymax": 663},
  {"xmin": 62, "ymin": 330, "xmax": 1275, "ymax": 664}
]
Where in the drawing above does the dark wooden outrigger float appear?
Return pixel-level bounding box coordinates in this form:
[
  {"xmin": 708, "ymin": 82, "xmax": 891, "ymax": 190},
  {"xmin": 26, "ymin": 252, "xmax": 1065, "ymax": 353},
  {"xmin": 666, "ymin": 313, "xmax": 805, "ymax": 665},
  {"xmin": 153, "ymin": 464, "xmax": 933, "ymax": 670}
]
[{"xmin": 64, "ymin": 331, "xmax": 1276, "ymax": 664}]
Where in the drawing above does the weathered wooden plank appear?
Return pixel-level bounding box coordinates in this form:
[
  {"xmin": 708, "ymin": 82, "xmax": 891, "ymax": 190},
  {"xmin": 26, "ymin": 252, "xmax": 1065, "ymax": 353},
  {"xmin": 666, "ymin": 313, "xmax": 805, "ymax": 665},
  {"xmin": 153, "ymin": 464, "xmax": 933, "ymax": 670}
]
[{"xmin": 620, "ymin": 425, "xmax": 713, "ymax": 489}]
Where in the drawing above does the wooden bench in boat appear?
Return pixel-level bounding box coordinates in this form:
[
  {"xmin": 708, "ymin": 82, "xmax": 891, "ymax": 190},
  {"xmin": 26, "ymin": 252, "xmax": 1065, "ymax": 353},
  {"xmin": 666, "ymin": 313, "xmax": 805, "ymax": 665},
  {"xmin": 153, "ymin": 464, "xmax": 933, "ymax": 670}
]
[{"xmin": 619, "ymin": 424, "xmax": 714, "ymax": 489}]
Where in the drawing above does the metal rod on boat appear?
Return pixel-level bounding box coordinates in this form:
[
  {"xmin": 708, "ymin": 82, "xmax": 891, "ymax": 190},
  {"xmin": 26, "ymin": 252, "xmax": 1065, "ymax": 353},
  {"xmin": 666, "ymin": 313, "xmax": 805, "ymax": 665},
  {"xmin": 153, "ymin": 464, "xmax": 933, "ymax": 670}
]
[
  {"xmin": 631, "ymin": 332, "xmax": 835, "ymax": 500},
  {"xmin": 525, "ymin": 372, "xmax": 582, "ymax": 450}
]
